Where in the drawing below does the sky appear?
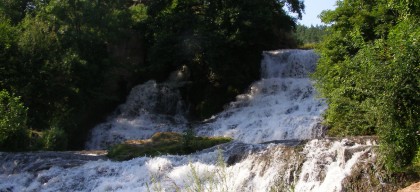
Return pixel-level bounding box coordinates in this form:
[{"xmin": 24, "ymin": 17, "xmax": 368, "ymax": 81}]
[{"xmin": 298, "ymin": 0, "xmax": 337, "ymax": 26}]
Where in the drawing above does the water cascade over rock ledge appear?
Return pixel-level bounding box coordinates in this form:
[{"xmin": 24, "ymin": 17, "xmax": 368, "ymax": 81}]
[
  {"xmin": 0, "ymin": 50, "xmax": 400, "ymax": 191},
  {"xmin": 1, "ymin": 137, "xmax": 386, "ymax": 191},
  {"xmin": 196, "ymin": 50, "xmax": 326, "ymax": 143},
  {"xmin": 86, "ymin": 49, "xmax": 327, "ymax": 149}
]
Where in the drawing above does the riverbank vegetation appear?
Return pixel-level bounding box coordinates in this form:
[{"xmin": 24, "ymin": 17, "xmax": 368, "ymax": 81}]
[{"xmin": 313, "ymin": 0, "xmax": 419, "ymax": 172}]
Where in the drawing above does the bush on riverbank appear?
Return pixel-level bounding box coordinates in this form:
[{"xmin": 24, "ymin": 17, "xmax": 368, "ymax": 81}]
[
  {"xmin": 313, "ymin": 0, "xmax": 419, "ymax": 172},
  {"xmin": 0, "ymin": 90, "xmax": 29, "ymax": 151}
]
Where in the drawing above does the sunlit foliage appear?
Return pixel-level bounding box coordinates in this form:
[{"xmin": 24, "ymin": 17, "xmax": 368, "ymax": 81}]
[{"xmin": 314, "ymin": 0, "xmax": 419, "ymax": 171}]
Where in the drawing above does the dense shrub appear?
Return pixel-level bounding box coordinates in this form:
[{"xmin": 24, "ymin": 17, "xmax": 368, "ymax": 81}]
[
  {"xmin": 0, "ymin": 90, "xmax": 29, "ymax": 151},
  {"xmin": 42, "ymin": 126, "xmax": 68, "ymax": 150}
]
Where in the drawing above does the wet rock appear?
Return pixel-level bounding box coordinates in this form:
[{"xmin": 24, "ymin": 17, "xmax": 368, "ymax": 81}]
[{"xmin": 0, "ymin": 151, "xmax": 107, "ymax": 174}]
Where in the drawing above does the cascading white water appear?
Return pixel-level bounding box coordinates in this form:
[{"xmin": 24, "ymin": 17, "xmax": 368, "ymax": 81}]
[
  {"xmin": 197, "ymin": 50, "xmax": 326, "ymax": 142},
  {"xmin": 86, "ymin": 80, "xmax": 188, "ymax": 149},
  {"xmin": 0, "ymin": 138, "xmax": 377, "ymax": 191},
  {"xmin": 87, "ymin": 50, "xmax": 326, "ymax": 149},
  {"xmin": 0, "ymin": 50, "xmax": 380, "ymax": 192}
]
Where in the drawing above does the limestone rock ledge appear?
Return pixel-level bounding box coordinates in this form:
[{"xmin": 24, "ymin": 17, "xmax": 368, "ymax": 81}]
[{"xmin": 398, "ymin": 182, "xmax": 420, "ymax": 192}]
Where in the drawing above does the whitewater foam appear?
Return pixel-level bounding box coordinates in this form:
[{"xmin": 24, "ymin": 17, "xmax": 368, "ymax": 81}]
[
  {"xmin": 0, "ymin": 139, "xmax": 377, "ymax": 192},
  {"xmin": 197, "ymin": 50, "xmax": 326, "ymax": 143},
  {"xmin": 86, "ymin": 80, "xmax": 188, "ymax": 149}
]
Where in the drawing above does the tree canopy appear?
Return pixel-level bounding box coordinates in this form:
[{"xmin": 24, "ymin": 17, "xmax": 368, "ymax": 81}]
[
  {"xmin": 0, "ymin": 0, "xmax": 148, "ymax": 150},
  {"xmin": 144, "ymin": 0, "xmax": 303, "ymax": 118},
  {"xmin": 294, "ymin": 24, "xmax": 327, "ymax": 46}
]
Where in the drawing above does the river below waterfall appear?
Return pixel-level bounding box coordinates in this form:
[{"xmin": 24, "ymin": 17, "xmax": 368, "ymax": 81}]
[{"xmin": 0, "ymin": 50, "xmax": 385, "ymax": 191}]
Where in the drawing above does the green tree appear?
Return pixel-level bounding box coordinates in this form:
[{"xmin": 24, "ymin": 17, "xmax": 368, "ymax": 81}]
[
  {"xmin": 0, "ymin": 0, "xmax": 148, "ymax": 150},
  {"xmin": 0, "ymin": 90, "xmax": 29, "ymax": 151},
  {"xmin": 294, "ymin": 24, "xmax": 327, "ymax": 45},
  {"xmin": 0, "ymin": 17, "xmax": 19, "ymax": 90},
  {"xmin": 314, "ymin": 0, "xmax": 419, "ymax": 171},
  {"xmin": 145, "ymin": 0, "xmax": 303, "ymax": 118},
  {"xmin": 376, "ymin": 19, "xmax": 419, "ymax": 171},
  {"xmin": 0, "ymin": 0, "xmax": 30, "ymax": 24}
]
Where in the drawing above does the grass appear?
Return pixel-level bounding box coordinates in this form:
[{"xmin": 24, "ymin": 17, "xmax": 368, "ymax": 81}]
[
  {"xmin": 107, "ymin": 132, "xmax": 232, "ymax": 161},
  {"xmin": 298, "ymin": 43, "xmax": 318, "ymax": 50}
]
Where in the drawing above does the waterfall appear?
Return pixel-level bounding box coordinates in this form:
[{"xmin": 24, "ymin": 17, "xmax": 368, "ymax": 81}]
[
  {"xmin": 0, "ymin": 50, "xmax": 382, "ymax": 192},
  {"xmin": 197, "ymin": 50, "xmax": 326, "ymax": 142},
  {"xmin": 86, "ymin": 80, "xmax": 188, "ymax": 149},
  {"xmin": 87, "ymin": 50, "xmax": 326, "ymax": 149},
  {"xmin": 0, "ymin": 139, "xmax": 377, "ymax": 191}
]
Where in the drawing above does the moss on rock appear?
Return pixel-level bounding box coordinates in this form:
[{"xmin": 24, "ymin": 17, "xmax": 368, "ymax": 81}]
[{"xmin": 107, "ymin": 132, "xmax": 232, "ymax": 161}]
